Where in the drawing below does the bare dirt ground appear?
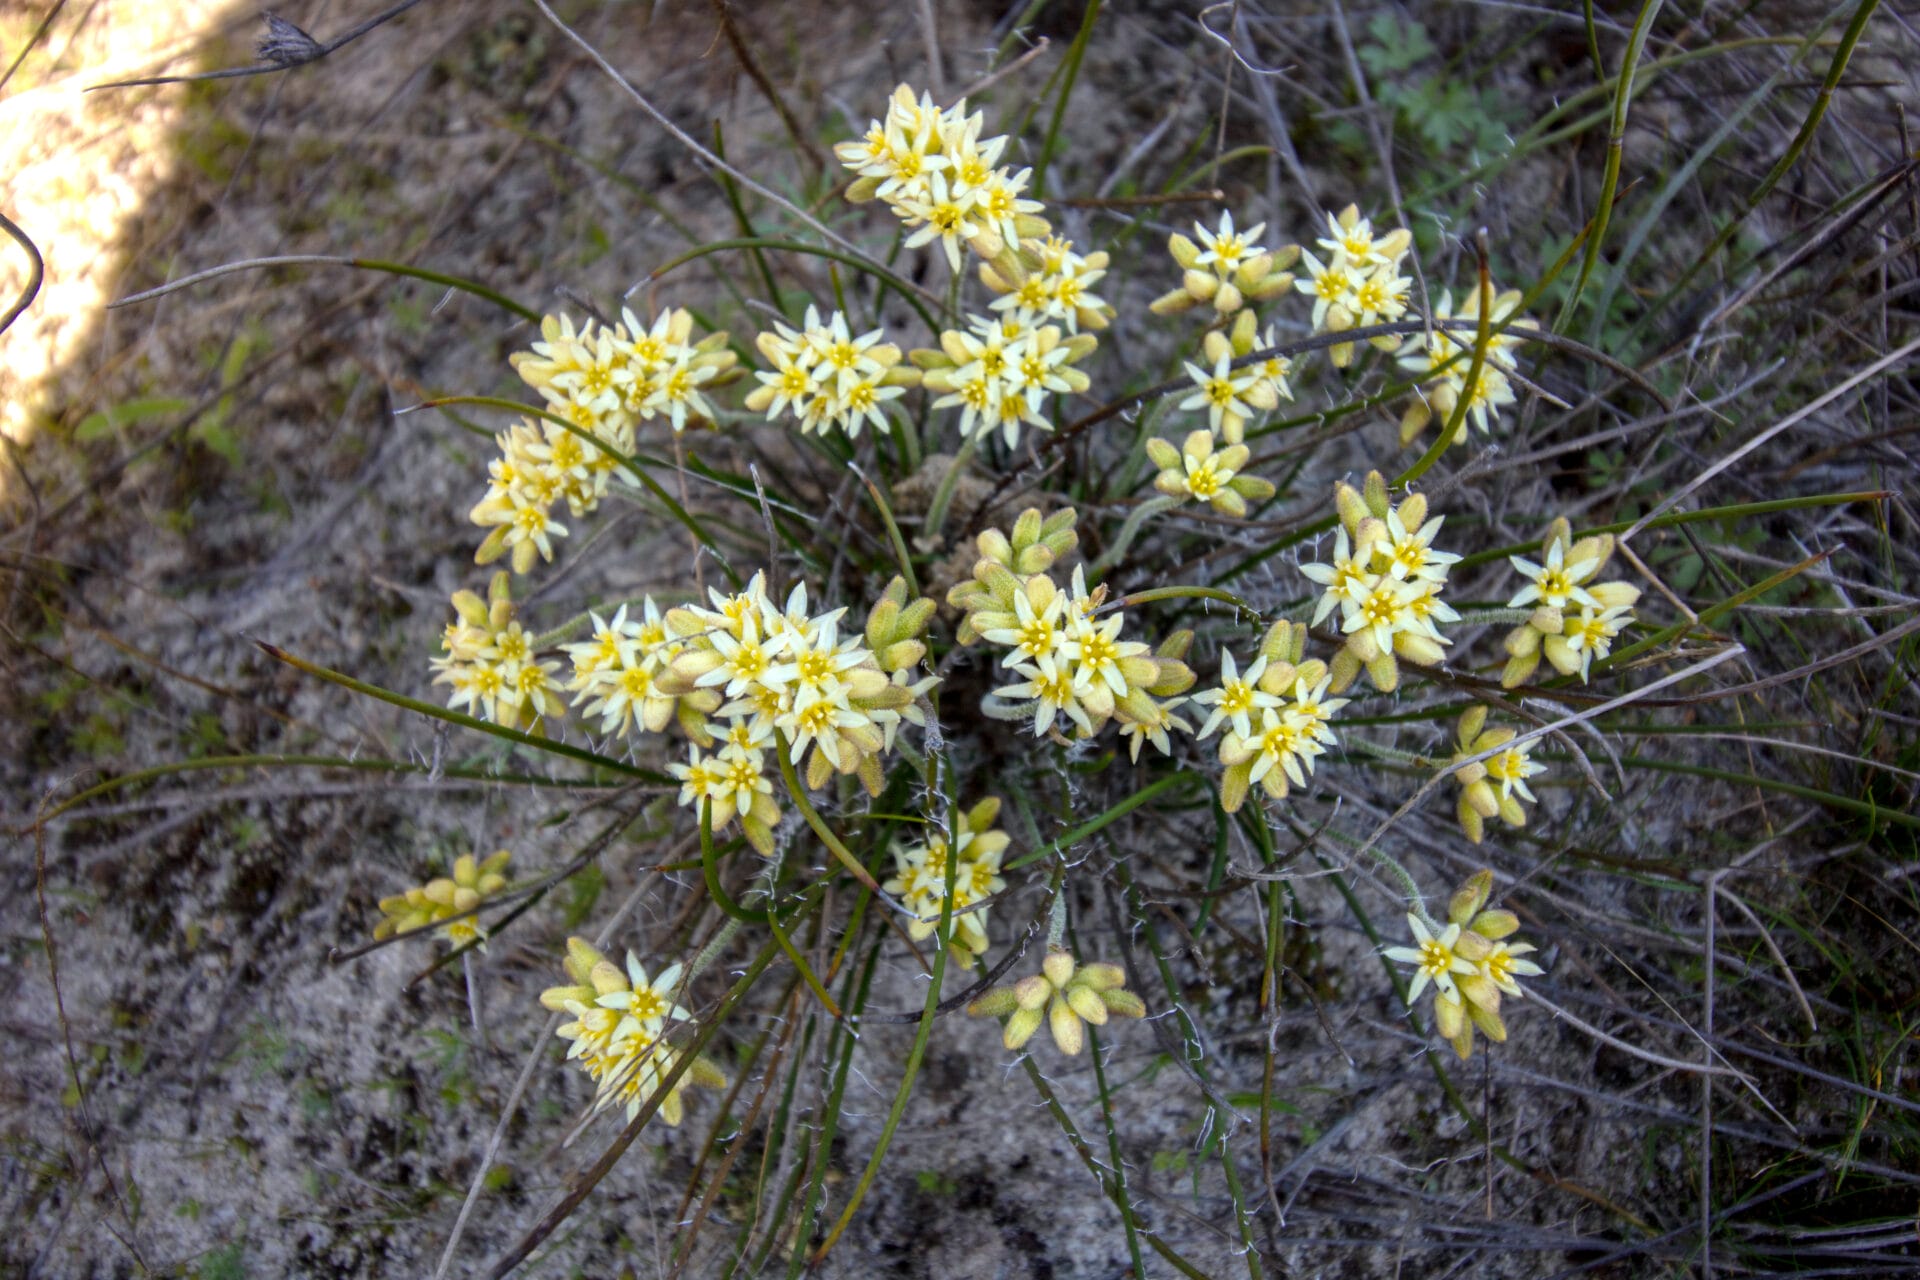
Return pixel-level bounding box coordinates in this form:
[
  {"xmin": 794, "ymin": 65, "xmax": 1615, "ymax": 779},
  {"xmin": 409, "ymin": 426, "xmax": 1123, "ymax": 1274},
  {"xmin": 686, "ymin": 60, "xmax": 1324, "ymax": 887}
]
[{"xmin": 4, "ymin": 2, "xmax": 1918, "ymax": 1278}]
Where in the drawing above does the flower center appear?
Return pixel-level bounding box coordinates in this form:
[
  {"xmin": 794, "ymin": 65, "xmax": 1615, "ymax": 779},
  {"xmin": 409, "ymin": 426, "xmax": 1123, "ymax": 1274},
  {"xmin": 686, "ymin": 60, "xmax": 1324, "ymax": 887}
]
[{"xmin": 1186, "ymin": 462, "xmax": 1222, "ymax": 498}]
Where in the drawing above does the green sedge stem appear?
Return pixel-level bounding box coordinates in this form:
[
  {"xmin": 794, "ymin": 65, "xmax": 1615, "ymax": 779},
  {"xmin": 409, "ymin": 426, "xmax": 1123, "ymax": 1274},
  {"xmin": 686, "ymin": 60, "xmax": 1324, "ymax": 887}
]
[
  {"xmin": 1004, "ymin": 771, "xmax": 1202, "ymax": 871},
  {"xmin": 701, "ymin": 801, "xmax": 773, "ymax": 924},
  {"xmin": 859, "ymin": 471, "xmax": 921, "ymax": 599},
  {"xmin": 1553, "ymin": 0, "xmax": 1664, "ymax": 330},
  {"xmin": 772, "ymin": 737, "xmax": 883, "ymax": 895},
  {"xmin": 1030, "ymin": 0, "xmax": 1101, "ymax": 199},
  {"xmin": 921, "ymin": 433, "xmax": 980, "ymax": 545},
  {"xmin": 1089, "ymin": 494, "xmax": 1181, "ymax": 575},
  {"xmin": 1109, "ymin": 584, "xmax": 1264, "ymax": 626},
  {"xmin": 650, "ymin": 236, "xmax": 940, "ymax": 333},
  {"xmin": 1405, "ymin": 249, "xmax": 1494, "ymax": 486},
  {"xmin": 255, "ymin": 641, "xmax": 672, "ymax": 783}
]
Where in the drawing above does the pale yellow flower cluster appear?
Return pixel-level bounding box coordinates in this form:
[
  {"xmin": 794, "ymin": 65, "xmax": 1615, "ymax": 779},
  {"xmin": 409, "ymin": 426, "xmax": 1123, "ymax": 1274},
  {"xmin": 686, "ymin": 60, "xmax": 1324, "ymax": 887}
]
[
  {"xmin": 1299, "ymin": 472, "xmax": 1461, "ymax": 694},
  {"xmin": 430, "ymin": 571, "xmax": 563, "ymax": 732},
  {"xmin": 1397, "ymin": 285, "xmax": 1534, "ymax": 445},
  {"xmin": 835, "ymin": 84, "xmax": 1050, "ymax": 271},
  {"xmin": 913, "ymin": 312, "xmax": 1097, "ymax": 449},
  {"xmin": 468, "ymin": 417, "xmax": 615, "ymax": 575},
  {"xmin": 1151, "ymin": 211, "xmax": 1299, "ymax": 318},
  {"xmin": 1500, "ymin": 518, "xmax": 1641, "ymax": 686},
  {"xmin": 1448, "ymin": 706, "xmax": 1547, "ymax": 844},
  {"xmin": 511, "ymin": 308, "xmax": 739, "ymax": 440},
  {"xmin": 1294, "ymin": 205, "xmax": 1414, "ymax": 367},
  {"xmin": 1145, "ymin": 430, "xmax": 1274, "ymax": 517},
  {"xmin": 966, "ymin": 948, "xmax": 1145, "ymax": 1056},
  {"xmin": 374, "ymin": 850, "xmax": 512, "ymax": 950},
  {"xmin": 979, "ymin": 233, "xmax": 1114, "ymax": 334},
  {"xmin": 1174, "ymin": 309, "xmax": 1297, "ymax": 446},
  {"xmin": 1175, "ymin": 326, "xmax": 1297, "ymax": 450},
  {"xmin": 881, "ymin": 797, "xmax": 1009, "ymax": 964},
  {"xmin": 657, "ymin": 573, "xmax": 936, "ymax": 855},
  {"xmin": 539, "ymin": 937, "xmax": 724, "ymax": 1126},
  {"xmin": 561, "ymin": 598, "xmax": 718, "ymax": 743},
  {"xmin": 1384, "ymin": 871, "xmax": 1543, "ymax": 1060},
  {"xmin": 948, "ymin": 508, "xmax": 1196, "ymax": 759},
  {"xmin": 1193, "ymin": 621, "xmax": 1349, "ymax": 814},
  {"xmin": 833, "ymin": 85, "xmax": 1111, "ymax": 446},
  {"xmin": 465, "ymin": 310, "xmax": 740, "ymax": 577},
  {"xmin": 743, "ymin": 305, "xmax": 919, "ymax": 439}
]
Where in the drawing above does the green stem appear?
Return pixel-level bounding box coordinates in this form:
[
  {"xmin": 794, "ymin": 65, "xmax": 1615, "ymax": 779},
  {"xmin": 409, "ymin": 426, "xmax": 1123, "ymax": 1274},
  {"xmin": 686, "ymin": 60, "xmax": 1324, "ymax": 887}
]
[
  {"xmin": 809, "ymin": 849, "xmax": 951, "ymax": 1261},
  {"xmin": 773, "ymin": 737, "xmax": 883, "ymax": 894},
  {"xmin": 1110, "ymin": 584, "xmax": 1264, "ymax": 626},
  {"xmin": 1554, "ymin": 0, "xmax": 1665, "ymax": 331},
  {"xmin": 921, "ymin": 433, "xmax": 980, "ymax": 545},
  {"xmin": 1005, "ymin": 771, "xmax": 1202, "ymax": 870},
  {"xmin": 1405, "ymin": 255, "xmax": 1494, "ymax": 486},
  {"xmin": 701, "ymin": 801, "xmax": 773, "ymax": 924},
  {"xmin": 650, "ymin": 237, "xmax": 940, "ymax": 333},
  {"xmin": 858, "ymin": 470, "xmax": 920, "ymax": 599},
  {"xmin": 255, "ymin": 641, "xmax": 672, "ymax": 783},
  {"xmin": 1453, "ymin": 607, "xmax": 1535, "ymax": 627},
  {"xmin": 1343, "ymin": 737, "xmax": 1437, "ymax": 768},
  {"xmin": 1089, "ymin": 494, "xmax": 1181, "ymax": 574},
  {"xmin": 1031, "ymin": 0, "xmax": 1102, "ymax": 199}
]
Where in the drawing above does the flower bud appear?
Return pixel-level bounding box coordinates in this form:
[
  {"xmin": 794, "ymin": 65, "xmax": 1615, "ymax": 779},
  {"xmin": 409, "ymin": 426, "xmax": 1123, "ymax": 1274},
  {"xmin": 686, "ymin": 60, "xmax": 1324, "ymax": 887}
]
[
  {"xmin": 1067, "ymin": 984, "xmax": 1109, "ymax": 1026},
  {"xmin": 1471, "ymin": 909, "xmax": 1520, "ymax": 940},
  {"xmin": 1014, "ymin": 974, "xmax": 1052, "ymax": 1010},
  {"xmin": 1049, "ymin": 997, "xmax": 1085, "ymax": 1055},
  {"xmin": 1182, "ymin": 268, "xmax": 1219, "ymax": 300},
  {"xmin": 968, "ymin": 987, "xmax": 1020, "ymax": 1018},
  {"xmin": 1449, "ymin": 869, "xmax": 1494, "ymax": 924}
]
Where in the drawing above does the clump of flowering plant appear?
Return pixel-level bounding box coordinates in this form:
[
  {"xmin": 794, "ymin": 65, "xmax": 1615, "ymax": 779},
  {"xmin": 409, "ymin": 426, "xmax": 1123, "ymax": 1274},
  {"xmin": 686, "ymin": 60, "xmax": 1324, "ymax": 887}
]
[
  {"xmin": 374, "ymin": 850, "xmax": 513, "ymax": 949},
  {"xmin": 538, "ymin": 938, "xmax": 723, "ymax": 1125},
  {"xmin": 1151, "ymin": 210, "xmax": 1298, "ymax": 317},
  {"xmin": 1300, "ymin": 471, "xmax": 1460, "ymax": 694},
  {"xmin": 1386, "ymin": 871, "xmax": 1544, "ymax": 1059},
  {"xmin": 1448, "ymin": 706, "xmax": 1547, "ymax": 843},
  {"xmin": 357, "ymin": 66, "xmax": 1698, "ymax": 1253},
  {"xmin": 881, "ymin": 796, "xmax": 1009, "ymax": 964},
  {"xmin": 967, "ymin": 947, "xmax": 1145, "ymax": 1055},
  {"xmin": 1500, "ymin": 517, "xmax": 1642, "ymax": 686}
]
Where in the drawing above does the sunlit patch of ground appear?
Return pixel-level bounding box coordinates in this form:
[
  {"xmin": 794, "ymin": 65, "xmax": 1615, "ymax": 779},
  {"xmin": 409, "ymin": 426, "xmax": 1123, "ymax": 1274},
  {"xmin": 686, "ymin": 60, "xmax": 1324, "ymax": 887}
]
[{"xmin": 0, "ymin": 1, "xmax": 234, "ymax": 482}]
